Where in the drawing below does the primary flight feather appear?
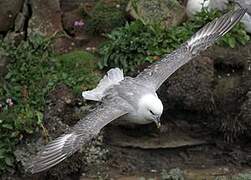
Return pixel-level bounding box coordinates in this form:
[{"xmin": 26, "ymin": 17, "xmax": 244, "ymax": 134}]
[{"xmin": 29, "ymin": 8, "xmax": 246, "ymax": 173}]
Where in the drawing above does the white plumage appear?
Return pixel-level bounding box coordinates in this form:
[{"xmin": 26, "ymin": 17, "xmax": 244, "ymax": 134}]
[{"xmin": 82, "ymin": 68, "xmax": 124, "ymax": 101}]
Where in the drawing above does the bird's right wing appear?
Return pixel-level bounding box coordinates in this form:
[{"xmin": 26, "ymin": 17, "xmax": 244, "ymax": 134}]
[
  {"xmin": 135, "ymin": 8, "xmax": 247, "ymax": 90},
  {"xmin": 28, "ymin": 101, "xmax": 128, "ymax": 174}
]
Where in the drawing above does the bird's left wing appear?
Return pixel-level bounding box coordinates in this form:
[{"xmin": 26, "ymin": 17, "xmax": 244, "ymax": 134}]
[
  {"xmin": 135, "ymin": 8, "xmax": 246, "ymax": 90},
  {"xmin": 28, "ymin": 101, "xmax": 127, "ymax": 174}
]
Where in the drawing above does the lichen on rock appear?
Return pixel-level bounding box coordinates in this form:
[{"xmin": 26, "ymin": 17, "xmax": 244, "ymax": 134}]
[{"xmin": 127, "ymin": 0, "xmax": 186, "ymax": 29}]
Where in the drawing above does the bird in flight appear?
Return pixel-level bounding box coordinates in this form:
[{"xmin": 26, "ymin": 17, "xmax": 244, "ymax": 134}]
[{"xmin": 29, "ymin": 8, "xmax": 246, "ymax": 173}]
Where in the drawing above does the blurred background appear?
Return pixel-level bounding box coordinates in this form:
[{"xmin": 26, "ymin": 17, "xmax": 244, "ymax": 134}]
[{"xmin": 0, "ymin": 0, "xmax": 250, "ymax": 179}]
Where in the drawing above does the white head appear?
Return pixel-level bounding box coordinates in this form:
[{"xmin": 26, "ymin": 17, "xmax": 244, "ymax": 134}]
[{"xmin": 138, "ymin": 94, "xmax": 163, "ymax": 128}]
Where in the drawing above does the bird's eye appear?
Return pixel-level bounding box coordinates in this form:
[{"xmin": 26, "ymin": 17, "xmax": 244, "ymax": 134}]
[{"xmin": 149, "ymin": 110, "xmax": 154, "ymax": 115}]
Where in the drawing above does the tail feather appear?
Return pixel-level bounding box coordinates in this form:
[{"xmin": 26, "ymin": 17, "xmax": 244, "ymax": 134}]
[{"xmin": 82, "ymin": 68, "xmax": 124, "ymax": 101}]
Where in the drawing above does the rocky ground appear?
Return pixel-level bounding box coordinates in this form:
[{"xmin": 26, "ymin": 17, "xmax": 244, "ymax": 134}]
[{"xmin": 0, "ymin": 0, "xmax": 251, "ymax": 179}]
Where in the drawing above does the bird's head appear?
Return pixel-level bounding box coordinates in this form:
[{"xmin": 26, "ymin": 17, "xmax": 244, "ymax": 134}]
[{"xmin": 138, "ymin": 94, "xmax": 163, "ymax": 128}]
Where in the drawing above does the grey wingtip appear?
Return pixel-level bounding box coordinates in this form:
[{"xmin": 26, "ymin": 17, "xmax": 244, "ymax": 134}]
[
  {"xmin": 26, "ymin": 133, "xmax": 75, "ymax": 174},
  {"xmin": 27, "ymin": 152, "xmax": 68, "ymax": 174},
  {"xmin": 187, "ymin": 8, "xmax": 247, "ymax": 55}
]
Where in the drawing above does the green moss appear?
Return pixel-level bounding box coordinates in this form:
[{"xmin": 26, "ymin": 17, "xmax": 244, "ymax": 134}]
[
  {"xmin": 0, "ymin": 35, "xmax": 101, "ymax": 174},
  {"xmin": 54, "ymin": 50, "xmax": 101, "ymax": 93},
  {"xmin": 99, "ymin": 8, "xmax": 250, "ymax": 74},
  {"xmin": 85, "ymin": 0, "xmax": 127, "ymax": 34}
]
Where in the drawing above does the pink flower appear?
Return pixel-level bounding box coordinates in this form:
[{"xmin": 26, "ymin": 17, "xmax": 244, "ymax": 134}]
[
  {"xmin": 6, "ymin": 98, "xmax": 14, "ymax": 107},
  {"xmin": 74, "ymin": 20, "xmax": 85, "ymax": 27}
]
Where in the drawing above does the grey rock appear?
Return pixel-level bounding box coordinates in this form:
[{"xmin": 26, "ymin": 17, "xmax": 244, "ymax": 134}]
[
  {"xmin": 60, "ymin": 0, "xmax": 86, "ymax": 12},
  {"xmin": 158, "ymin": 56, "xmax": 215, "ymax": 112},
  {"xmin": 0, "ymin": 0, "xmax": 24, "ymax": 33},
  {"xmin": 14, "ymin": 0, "xmax": 29, "ymax": 33},
  {"xmin": 127, "ymin": 0, "xmax": 186, "ymax": 29},
  {"xmin": 28, "ymin": 0, "xmax": 63, "ymax": 36},
  {"xmin": 158, "ymin": 43, "xmax": 251, "ymax": 141},
  {"xmin": 3, "ymin": 0, "xmax": 29, "ymax": 45},
  {"xmin": 203, "ymin": 42, "xmax": 251, "ymax": 69},
  {"xmin": 4, "ymin": 32, "xmax": 25, "ymax": 45}
]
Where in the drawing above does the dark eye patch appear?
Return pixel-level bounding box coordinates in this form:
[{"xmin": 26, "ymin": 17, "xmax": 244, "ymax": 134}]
[{"xmin": 149, "ymin": 110, "xmax": 154, "ymax": 115}]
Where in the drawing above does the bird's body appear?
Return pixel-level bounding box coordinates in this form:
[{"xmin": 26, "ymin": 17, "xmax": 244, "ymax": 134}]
[
  {"xmin": 93, "ymin": 75, "xmax": 163, "ymax": 125},
  {"xmin": 29, "ymin": 8, "xmax": 247, "ymax": 174}
]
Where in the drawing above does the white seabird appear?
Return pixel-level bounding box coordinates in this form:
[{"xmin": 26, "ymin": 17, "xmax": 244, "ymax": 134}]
[
  {"xmin": 186, "ymin": 0, "xmax": 229, "ymax": 17},
  {"xmin": 29, "ymin": 8, "xmax": 246, "ymax": 173}
]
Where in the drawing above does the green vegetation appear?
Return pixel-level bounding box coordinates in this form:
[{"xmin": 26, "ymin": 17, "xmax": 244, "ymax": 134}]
[
  {"xmin": 214, "ymin": 172, "xmax": 251, "ymax": 180},
  {"xmin": 0, "ymin": 35, "xmax": 100, "ymax": 173},
  {"xmin": 234, "ymin": 173, "xmax": 251, "ymax": 180},
  {"xmin": 55, "ymin": 50, "xmax": 101, "ymax": 93},
  {"xmin": 99, "ymin": 8, "xmax": 250, "ymax": 74},
  {"xmin": 161, "ymin": 168, "xmax": 184, "ymax": 180},
  {"xmin": 85, "ymin": 0, "xmax": 127, "ymax": 34}
]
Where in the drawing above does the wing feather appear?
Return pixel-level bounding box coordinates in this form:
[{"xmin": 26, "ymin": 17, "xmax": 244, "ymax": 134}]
[
  {"xmin": 136, "ymin": 8, "xmax": 246, "ymax": 90},
  {"xmin": 28, "ymin": 102, "xmax": 127, "ymax": 174}
]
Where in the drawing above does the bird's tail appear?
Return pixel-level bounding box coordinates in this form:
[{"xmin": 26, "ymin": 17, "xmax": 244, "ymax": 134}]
[
  {"xmin": 82, "ymin": 68, "xmax": 124, "ymax": 101},
  {"xmin": 187, "ymin": 8, "xmax": 247, "ymax": 56}
]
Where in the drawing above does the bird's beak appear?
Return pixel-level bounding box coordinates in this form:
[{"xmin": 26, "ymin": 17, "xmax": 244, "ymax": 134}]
[{"xmin": 153, "ymin": 116, "xmax": 161, "ymax": 129}]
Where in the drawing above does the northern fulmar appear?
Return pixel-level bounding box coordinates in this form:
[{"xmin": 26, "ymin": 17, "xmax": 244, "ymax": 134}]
[{"xmin": 29, "ymin": 8, "xmax": 247, "ymax": 173}]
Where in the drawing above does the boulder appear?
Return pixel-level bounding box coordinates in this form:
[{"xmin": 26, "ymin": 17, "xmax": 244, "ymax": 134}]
[
  {"xmin": 0, "ymin": 0, "xmax": 24, "ymax": 33},
  {"xmin": 158, "ymin": 56, "xmax": 215, "ymax": 112},
  {"xmin": 28, "ymin": 0, "xmax": 63, "ymax": 37},
  {"xmin": 127, "ymin": 0, "xmax": 186, "ymax": 29},
  {"xmin": 203, "ymin": 42, "xmax": 251, "ymax": 68},
  {"xmin": 3, "ymin": 0, "xmax": 29, "ymax": 45},
  {"xmin": 60, "ymin": 0, "xmax": 92, "ymax": 12},
  {"xmin": 158, "ymin": 42, "xmax": 251, "ymax": 141}
]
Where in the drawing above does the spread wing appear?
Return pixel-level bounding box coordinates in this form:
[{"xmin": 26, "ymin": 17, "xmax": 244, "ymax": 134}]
[
  {"xmin": 28, "ymin": 101, "xmax": 127, "ymax": 174},
  {"xmin": 135, "ymin": 8, "xmax": 246, "ymax": 90}
]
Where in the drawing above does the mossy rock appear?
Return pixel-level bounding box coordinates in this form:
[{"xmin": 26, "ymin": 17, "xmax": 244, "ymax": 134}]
[
  {"xmin": 85, "ymin": 0, "xmax": 127, "ymax": 34},
  {"xmin": 127, "ymin": 0, "xmax": 186, "ymax": 29}
]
